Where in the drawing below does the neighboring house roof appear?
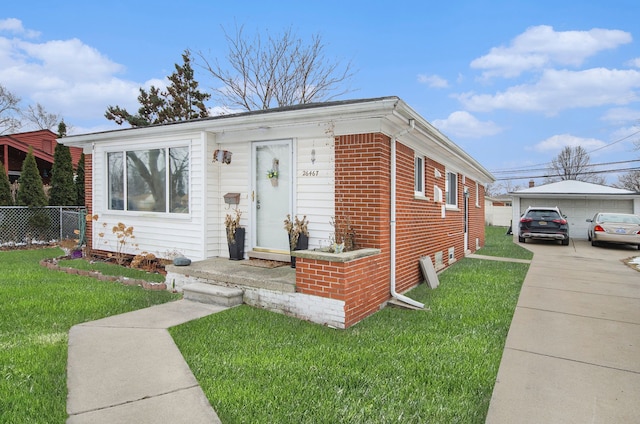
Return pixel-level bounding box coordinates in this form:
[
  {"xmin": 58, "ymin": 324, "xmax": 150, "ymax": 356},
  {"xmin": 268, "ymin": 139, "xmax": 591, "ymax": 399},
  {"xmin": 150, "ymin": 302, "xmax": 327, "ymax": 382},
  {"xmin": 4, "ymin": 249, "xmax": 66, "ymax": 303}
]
[
  {"xmin": 485, "ymin": 195, "xmax": 512, "ymax": 202},
  {"xmin": 511, "ymin": 180, "xmax": 637, "ymax": 196},
  {"xmin": 61, "ymin": 96, "xmax": 496, "ymax": 184},
  {"xmin": 0, "ymin": 129, "xmax": 82, "ymax": 166}
]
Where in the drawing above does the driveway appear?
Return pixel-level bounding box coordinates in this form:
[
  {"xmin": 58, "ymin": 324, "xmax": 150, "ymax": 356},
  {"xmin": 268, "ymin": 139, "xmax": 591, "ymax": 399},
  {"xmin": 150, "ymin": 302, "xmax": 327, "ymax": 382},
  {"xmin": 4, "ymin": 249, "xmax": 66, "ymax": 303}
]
[{"xmin": 486, "ymin": 239, "xmax": 640, "ymax": 423}]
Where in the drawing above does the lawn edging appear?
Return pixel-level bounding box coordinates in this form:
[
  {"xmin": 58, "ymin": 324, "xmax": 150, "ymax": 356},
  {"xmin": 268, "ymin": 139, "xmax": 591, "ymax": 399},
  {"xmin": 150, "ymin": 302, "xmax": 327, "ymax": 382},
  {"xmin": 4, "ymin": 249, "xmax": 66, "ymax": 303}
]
[{"xmin": 39, "ymin": 258, "xmax": 167, "ymax": 291}]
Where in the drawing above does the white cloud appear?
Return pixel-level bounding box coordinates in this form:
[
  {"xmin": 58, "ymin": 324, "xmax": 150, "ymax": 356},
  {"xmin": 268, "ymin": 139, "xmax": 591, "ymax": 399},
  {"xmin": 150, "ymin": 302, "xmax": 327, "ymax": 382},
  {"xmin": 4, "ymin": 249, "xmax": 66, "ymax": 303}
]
[
  {"xmin": 471, "ymin": 25, "xmax": 632, "ymax": 79},
  {"xmin": 417, "ymin": 74, "xmax": 449, "ymax": 88},
  {"xmin": 432, "ymin": 111, "xmax": 502, "ymax": 139},
  {"xmin": 0, "ymin": 18, "xmax": 40, "ymax": 38},
  {"xmin": 533, "ymin": 134, "xmax": 607, "ymax": 152},
  {"xmin": 601, "ymin": 107, "xmax": 640, "ymax": 124},
  {"xmin": 0, "ymin": 28, "xmax": 152, "ymax": 127},
  {"xmin": 457, "ymin": 68, "xmax": 640, "ymax": 114},
  {"xmin": 608, "ymin": 126, "xmax": 640, "ymax": 149},
  {"xmin": 627, "ymin": 57, "xmax": 640, "ymax": 68}
]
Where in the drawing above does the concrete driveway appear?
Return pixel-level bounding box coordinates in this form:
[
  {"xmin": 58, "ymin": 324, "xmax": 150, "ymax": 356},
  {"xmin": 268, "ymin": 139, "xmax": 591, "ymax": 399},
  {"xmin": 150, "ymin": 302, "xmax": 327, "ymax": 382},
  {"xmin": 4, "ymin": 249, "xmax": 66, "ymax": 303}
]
[{"xmin": 486, "ymin": 238, "xmax": 640, "ymax": 423}]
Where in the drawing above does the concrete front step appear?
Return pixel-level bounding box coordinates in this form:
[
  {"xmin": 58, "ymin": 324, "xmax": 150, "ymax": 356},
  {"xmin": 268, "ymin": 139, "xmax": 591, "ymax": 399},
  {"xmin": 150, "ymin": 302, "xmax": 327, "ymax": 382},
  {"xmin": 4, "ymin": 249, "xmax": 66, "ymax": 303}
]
[{"xmin": 183, "ymin": 283, "xmax": 244, "ymax": 307}]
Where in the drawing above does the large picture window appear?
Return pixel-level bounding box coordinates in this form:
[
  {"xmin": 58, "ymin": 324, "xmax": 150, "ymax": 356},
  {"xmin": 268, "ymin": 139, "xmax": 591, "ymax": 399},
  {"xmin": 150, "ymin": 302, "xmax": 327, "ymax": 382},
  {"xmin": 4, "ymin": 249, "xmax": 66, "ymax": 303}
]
[
  {"xmin": 107, "ymin": 146, "xmax": 189, "ymax": 214},
  {"xmin": 446, "ymin": 171, "xmax": 458, "ymax": 206}
]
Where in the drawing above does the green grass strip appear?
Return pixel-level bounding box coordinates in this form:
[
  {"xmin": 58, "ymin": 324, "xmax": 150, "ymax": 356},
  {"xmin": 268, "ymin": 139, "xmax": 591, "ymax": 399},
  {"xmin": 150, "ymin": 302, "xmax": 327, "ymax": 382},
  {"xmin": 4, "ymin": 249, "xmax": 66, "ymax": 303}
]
[
  {"xmin": 0, "ymin": 248, "xmax": 179, "ymax": 423},
  {"xmin": 477, "ymin": 226, "xmax": 533, "ymax": 260},
  {"xmin": 171, "ymin": 239, "xmax": 529, "ymax": 423}
]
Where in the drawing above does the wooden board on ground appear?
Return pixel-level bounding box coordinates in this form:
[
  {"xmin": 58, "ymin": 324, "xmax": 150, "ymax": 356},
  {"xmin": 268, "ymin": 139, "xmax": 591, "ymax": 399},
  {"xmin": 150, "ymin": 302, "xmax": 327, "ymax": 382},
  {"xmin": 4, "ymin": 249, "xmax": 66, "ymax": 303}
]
[{"xmin": 420, "ymin": 256, "xmax": 439, "ymax": 289}]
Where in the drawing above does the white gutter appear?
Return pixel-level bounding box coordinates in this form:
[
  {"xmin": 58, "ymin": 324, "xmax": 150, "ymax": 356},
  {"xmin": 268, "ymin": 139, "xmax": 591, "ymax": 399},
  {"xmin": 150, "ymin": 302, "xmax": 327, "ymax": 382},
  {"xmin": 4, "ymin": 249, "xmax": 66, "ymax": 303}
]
[{"xmin": 390, "ymin": 118, "xmax": 424, "ymax": 309}]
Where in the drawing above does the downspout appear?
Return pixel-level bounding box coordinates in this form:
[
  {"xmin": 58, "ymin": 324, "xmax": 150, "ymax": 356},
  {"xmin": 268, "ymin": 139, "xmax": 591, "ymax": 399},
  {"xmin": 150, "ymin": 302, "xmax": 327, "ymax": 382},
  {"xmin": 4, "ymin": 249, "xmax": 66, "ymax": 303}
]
[{"xmin": 390, "ymin": 118, "xmax": 425, "ymax": 309}]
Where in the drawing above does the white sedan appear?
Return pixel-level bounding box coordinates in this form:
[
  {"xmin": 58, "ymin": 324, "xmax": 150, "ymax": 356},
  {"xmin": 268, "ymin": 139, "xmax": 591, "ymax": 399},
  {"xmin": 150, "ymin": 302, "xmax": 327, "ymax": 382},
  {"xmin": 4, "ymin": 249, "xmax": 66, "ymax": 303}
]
[{"xmin": 586, "ymin": 212, "xmax": 640, "ymax": 249}]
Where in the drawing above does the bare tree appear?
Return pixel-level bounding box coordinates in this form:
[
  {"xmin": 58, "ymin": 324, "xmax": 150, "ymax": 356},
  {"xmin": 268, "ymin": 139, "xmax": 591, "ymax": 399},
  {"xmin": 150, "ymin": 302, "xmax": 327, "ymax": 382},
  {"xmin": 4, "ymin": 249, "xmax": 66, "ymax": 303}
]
[
  {"xmin": 0, "ymin": 84, "xmax": 22, "ymax": 134},
  {"xmin": 486, "ymin": 180, "xmax": 523, "ymax": 196},
  {"xmin": 615, "ymin": 134, "xmax": 640, "ymax": 191},
  {"xmin": 198, "ymin": 25, "xmax": 355, "ymax": 111},
  {"xmin": 21, "ymin": 103, "xmax": 61, "ymax": 131},
  {"xmin": 615, "ymin": 170, "xmax": 640, "ymax": 192},
  {"xmin": 547, "ymin": 146, "xmax": 606, "ymax": 184}
]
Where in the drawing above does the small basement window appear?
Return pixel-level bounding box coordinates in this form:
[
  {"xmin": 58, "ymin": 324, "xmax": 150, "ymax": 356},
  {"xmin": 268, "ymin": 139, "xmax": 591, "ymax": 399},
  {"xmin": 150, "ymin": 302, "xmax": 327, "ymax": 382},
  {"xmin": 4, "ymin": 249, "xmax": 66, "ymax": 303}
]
[{"xmin": 414, "ymin": 156, "xmax": 425, "ymax": 196}]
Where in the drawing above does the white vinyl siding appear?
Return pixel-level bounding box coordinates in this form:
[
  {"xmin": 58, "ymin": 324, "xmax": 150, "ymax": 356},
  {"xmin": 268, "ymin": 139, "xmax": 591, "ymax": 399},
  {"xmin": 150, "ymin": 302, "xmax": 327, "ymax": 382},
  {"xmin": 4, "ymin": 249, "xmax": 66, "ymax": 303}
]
[
  {"xmin": 92, "ymin": 135, "xmax": 206, "ymax": 260},
  {"xmin": 294, "ymin": 136, "xmax": 335, "ymax": 247}
]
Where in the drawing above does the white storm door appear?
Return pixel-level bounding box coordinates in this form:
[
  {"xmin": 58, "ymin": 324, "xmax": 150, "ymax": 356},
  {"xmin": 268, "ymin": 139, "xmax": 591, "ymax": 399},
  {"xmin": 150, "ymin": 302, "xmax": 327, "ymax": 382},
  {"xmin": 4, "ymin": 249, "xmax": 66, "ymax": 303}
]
[{"xmin": 252, "ymin": 140, "xmax": 292, "ymax": 252}]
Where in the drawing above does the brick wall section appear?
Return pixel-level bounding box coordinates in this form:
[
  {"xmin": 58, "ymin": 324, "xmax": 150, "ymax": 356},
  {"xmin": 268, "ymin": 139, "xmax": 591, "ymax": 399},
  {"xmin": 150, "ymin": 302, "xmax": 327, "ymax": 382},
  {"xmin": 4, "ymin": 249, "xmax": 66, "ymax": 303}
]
[
  {"xmin": 470, "ymin": 181, "xmax": 486, "ymax": 249},
  {"xmin": 296, "ymin": 132, "xmax": 486, "ymax": 328},
  {"xmin": 296, "ymin": 133, "xmax": 392, "ymax": 328},
  {"xmin": 333, "ymin": 133, "xmax": 391, "ymax": 249},
  {"xmin": 85, "ymin": 154, "xmax": 93, "ymax": 253},
  {"xmin": 334, "ymin": 133, "xmax": 391, "ymax": 325}
]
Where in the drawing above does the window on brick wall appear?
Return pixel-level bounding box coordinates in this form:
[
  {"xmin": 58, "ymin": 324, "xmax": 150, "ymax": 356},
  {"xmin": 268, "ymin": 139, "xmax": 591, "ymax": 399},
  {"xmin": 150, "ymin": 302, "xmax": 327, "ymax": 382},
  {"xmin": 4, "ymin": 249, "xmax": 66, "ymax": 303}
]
[
  {"xmin": 107, "ymin": 146, "xmax": 189, "ymax": 214},
  {"xmin": 475, "ymin": 182, "xmax": 480, "ymax": 207},
  {"xmin": 414, "ymin": 156, "xmax": 424, "ymax": 196},
  {"xmin": 445, "ymin": 171, "xmax": 458, "ymax": 207}
]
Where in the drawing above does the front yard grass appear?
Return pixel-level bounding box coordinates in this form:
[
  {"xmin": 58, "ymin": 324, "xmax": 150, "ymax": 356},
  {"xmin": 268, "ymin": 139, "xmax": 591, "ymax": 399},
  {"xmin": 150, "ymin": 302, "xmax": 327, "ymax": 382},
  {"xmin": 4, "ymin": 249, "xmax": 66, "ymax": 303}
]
[
  {"xmin": 171, "ymin": 232, "xmax": 530, "ymax": 423},
  {"xmin": 0, "ymin": 248, "xmax": 179, "ymax": 424},
  {"xmin": 478, "ymin": 225, "xmax": 533, "ymax": 260},
  {"xmin": 1, "ymin": 226, "xmax": 530, "ymax": 423}
]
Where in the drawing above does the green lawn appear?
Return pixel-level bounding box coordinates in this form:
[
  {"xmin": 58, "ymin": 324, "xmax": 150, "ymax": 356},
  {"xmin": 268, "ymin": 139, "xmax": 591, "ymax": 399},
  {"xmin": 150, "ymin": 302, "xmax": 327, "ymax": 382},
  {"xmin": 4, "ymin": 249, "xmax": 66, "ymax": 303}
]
[
  {"xmin": 478, "ymin": 225, "xmax": 533, "ymax": 260},
  {"xmin": 0, "ymin": 228, "xmax": 530, "ymax": 423},
  {"xmin": 171, "ymin": 230, "xmax": 531, "ymax": 423},
  {"xmin": 0, "ymin": 248, "xmax": 179, "ymax": 424}
]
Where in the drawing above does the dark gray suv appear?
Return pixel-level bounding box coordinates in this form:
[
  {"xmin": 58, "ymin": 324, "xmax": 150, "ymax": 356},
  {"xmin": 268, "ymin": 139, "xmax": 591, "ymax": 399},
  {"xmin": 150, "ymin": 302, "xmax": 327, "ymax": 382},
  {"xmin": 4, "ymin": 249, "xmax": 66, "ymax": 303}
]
[{"xmin": 518, "ymin": 206, "xmax": 570, "ymax": 245}]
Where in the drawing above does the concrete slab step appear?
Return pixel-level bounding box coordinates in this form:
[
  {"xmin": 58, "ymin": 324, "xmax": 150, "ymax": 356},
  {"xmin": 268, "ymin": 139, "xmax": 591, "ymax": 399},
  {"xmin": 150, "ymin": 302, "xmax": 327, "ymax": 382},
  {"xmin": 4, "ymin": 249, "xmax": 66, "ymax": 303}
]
[{"xmin": 183, "ymin": 283, "xmax": 244, "ymax": 307}]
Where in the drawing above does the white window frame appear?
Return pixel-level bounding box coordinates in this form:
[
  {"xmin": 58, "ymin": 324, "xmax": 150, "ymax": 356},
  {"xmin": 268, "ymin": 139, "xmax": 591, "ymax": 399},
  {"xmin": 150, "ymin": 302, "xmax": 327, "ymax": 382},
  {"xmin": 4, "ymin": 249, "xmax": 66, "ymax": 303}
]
[
  {"xmin": 445, "ymin": 171, "xmax": 458, "ymax": 207},
  {"xmin": 106, "ymin": 144, "xmax": 190, "ymax": 215},
  {"xmin": 475, "ymin": 182, "xmax": 480, "ymax": 207},
  {"xmin": 414, "ymin": 156, "xmax": 425, "ymax": 197}
]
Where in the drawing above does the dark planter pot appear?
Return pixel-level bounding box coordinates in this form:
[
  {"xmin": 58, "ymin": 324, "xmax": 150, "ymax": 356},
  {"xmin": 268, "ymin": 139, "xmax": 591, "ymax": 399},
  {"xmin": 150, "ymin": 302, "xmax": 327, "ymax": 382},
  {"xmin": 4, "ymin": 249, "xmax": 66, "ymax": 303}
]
[
  {"xmin": 290, "ymin": 233, "xmax": 309, "ymax": 268},
  {"xmin": 228, "ymin": 228, "xmax": 245, "ymax": 260}
]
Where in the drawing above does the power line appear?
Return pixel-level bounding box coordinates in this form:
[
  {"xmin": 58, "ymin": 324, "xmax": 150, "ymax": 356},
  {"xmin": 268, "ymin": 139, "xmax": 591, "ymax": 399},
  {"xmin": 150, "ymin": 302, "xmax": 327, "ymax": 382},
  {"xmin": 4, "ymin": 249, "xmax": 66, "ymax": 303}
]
[
  {"xmin": 588, "ymin": 128, "xmax": 640, "ymax": 153},
  {"xmin": 492, "ymin": 158, "xmax": 640, "ymax": 175},
  {"xmin": 493, "ymin": 166, "xmax": 640, "ymax": 181},
  {"xmin": 489, "ymin": 128, "xmax": 640, "ymax": 174}
]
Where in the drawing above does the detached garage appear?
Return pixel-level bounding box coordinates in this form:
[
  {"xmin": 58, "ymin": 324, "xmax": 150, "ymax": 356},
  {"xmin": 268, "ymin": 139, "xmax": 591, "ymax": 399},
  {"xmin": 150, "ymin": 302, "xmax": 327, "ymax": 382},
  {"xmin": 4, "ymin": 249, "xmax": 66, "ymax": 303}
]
[{"xmin": 511, "ymin": 180, "xmax": 640, "ymax": 240}]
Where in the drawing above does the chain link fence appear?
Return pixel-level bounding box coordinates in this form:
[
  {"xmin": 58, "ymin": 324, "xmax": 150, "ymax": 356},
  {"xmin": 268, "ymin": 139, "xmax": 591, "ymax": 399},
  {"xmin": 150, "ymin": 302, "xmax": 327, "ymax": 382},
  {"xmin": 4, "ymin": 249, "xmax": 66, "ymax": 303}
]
[{"xmin": 0, "ymin": 206, "xmax": 86, "ymax": 247}]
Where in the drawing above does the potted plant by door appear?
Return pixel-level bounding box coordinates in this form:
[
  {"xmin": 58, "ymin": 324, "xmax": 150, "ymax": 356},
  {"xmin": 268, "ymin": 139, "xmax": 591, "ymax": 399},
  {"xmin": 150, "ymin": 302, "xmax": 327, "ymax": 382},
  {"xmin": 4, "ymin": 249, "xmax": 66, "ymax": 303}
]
[
  {"xmin": 284, "ymin": 214, "xmax": 309, "ymax": 268},
  {"xmin": 225, "ymin": 208, "xmax": 245, "ymax": 260}
]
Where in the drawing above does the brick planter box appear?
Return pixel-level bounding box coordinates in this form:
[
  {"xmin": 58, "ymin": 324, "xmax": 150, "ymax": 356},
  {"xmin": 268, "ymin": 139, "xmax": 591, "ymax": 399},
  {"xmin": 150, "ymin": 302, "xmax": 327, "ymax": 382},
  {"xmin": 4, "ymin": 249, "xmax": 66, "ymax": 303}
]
[{"xmin": 292, "ymin": 248, "xmax": 387, "ymax": 328}]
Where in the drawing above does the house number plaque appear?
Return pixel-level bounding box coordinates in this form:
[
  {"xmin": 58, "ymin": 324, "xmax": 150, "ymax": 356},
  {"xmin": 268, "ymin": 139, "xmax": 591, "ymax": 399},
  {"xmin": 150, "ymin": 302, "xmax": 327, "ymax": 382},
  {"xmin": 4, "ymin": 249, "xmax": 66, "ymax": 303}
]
[{"xmin": 301, "ymin": 170, "xmax": 320, "ymax": 177}]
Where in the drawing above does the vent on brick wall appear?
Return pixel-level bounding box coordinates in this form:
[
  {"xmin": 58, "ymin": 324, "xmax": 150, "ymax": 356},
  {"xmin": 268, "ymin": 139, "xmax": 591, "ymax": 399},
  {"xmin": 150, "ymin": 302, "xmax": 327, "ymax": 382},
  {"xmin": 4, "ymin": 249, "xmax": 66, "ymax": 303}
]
[
  {"xmin": 435, "ymin": 251, "xmax": 443, "ymax": 268},
  {"xmin": 448, "ymin": 247, "xmax": 455, "ymax": 262},
  {"xmin": 434, "ymin": 186, "xmax": 442, "ymax": 202}
]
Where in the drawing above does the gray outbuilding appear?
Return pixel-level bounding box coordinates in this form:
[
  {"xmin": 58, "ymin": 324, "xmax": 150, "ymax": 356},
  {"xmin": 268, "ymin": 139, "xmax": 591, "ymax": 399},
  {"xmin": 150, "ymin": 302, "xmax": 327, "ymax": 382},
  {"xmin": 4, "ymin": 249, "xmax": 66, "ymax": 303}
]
[{"xmin": 511, "ymin": 180, "xmax": 640, "ymax": 240}]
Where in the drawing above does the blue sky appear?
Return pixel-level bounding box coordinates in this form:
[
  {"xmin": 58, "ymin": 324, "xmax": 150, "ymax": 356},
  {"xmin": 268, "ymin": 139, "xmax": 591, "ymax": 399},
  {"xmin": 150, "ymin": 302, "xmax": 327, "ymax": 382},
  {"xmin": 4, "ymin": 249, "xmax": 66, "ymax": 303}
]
[{"xmin": 2, "ymin": 0, "xmax": 640, "ymax": 189}]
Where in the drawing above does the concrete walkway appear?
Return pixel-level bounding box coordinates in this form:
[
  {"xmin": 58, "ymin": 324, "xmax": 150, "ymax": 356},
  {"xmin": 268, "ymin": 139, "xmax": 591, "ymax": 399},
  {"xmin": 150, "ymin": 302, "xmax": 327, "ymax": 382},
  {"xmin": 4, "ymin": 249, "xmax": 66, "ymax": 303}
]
[
  {"xmin": 66, "ymin": 299, "xmax": 226, "ymax": 423},
  {"xmin": 485, "ymin": 239, "xmax": 640, "ymax": 423}
]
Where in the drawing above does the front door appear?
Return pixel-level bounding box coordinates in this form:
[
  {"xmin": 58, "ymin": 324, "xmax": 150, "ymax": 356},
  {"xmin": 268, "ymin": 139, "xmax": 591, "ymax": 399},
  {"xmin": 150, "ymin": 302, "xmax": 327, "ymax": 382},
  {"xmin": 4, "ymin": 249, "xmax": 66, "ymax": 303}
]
[{"xmin": 252, "ymin": 140, "xmax": 292, "ymax": 252}]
